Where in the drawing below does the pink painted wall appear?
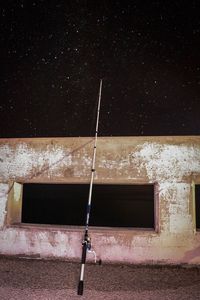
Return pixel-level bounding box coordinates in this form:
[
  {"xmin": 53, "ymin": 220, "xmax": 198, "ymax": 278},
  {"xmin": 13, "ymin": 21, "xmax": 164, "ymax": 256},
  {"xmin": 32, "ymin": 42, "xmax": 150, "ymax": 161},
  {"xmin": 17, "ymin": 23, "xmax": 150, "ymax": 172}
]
[{"xmin": 0, "ymin": 136, "xmax": 200, "ymax": 264}]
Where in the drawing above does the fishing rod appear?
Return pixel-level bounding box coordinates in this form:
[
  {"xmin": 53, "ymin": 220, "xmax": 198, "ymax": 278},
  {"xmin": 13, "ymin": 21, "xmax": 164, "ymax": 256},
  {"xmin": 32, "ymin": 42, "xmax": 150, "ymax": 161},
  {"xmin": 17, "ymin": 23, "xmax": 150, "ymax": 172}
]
[{"xmin": 77, "ymin": 79, "xmax": 103, "ymax": 296}]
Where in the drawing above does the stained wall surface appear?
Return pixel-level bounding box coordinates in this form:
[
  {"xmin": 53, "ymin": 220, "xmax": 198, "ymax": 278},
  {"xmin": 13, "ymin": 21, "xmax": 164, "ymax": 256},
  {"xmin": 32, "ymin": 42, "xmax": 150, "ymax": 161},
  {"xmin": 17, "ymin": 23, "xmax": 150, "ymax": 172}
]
[{"xmin": 0, "ymin": 136, "xmax": 200, "ymax": 264}]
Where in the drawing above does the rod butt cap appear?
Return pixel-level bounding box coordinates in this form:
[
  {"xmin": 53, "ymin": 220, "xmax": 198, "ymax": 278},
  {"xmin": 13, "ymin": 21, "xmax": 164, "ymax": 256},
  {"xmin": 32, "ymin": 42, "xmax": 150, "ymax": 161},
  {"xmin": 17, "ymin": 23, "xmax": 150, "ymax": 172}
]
[{"xmin": 77, "ymin": 280, "xmax": 84, "ymax": 295}]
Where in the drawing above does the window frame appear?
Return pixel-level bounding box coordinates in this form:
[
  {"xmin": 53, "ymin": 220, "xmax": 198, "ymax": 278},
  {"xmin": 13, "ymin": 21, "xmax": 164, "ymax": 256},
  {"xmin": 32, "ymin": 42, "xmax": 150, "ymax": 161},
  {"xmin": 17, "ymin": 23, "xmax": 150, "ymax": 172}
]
[
  {"xmin": 6, "ymin": 181, "xmax": 159, "ymax": 233},
  {"xmin": 194, "ymin": 183, "xmax": 200, "ymax": 231}
]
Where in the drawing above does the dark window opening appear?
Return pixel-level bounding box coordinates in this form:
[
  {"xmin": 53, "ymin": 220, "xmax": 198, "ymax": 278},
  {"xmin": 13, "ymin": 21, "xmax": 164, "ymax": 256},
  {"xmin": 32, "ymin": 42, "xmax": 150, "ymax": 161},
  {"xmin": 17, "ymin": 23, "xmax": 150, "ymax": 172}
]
[
  {"xmin": 22, "ymin": 184, "xmax": 155, "ymax": 228},
  {"xmin": 195, "ymin": 185, "xmax": 200, "ymax": 229}
]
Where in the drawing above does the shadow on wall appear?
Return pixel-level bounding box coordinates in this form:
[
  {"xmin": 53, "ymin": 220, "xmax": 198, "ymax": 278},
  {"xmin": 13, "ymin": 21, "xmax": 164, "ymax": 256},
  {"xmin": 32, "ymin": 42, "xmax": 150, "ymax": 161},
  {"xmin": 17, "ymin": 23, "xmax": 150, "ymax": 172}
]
[
  {"xmin": 181, "ymin": 246, "xmax": 200, "ymax": 263},
  {"xmin": 27, "ymin": 139, "xmax": 93, "ymax": 181}
]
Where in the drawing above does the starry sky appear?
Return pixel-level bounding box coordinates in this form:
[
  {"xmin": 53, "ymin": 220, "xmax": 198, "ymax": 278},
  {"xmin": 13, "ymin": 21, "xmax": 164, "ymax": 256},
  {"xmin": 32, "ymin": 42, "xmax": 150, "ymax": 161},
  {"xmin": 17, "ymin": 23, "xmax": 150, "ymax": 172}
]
[{"xmin": 0, "ymin": 1, "xmax": 200, "ymax": 138}]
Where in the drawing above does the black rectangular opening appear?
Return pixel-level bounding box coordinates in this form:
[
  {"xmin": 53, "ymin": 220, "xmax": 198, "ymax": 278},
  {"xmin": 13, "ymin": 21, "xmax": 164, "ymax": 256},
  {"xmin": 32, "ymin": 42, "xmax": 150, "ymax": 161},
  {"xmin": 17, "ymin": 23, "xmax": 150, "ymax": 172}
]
[
  {"xmin": 22, "ymin": 184, "xmax": 155, "ymax": 228},
  {"xmin": 195, "ymin": 185, "xmax": 200, "ymax": 229}
]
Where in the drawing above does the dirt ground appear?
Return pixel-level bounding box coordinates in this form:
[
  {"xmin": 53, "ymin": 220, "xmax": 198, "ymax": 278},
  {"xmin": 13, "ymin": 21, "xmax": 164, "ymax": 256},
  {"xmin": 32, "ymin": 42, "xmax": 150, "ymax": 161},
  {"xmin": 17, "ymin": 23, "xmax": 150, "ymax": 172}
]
[{"xmin": 0, "ymin": 257, "xmax": 200, "ymax": 300}]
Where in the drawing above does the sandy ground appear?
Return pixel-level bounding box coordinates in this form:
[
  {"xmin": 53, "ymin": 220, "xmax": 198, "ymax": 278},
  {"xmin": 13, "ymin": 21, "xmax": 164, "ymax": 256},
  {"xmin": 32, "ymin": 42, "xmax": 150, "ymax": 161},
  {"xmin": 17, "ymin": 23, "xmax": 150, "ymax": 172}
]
[{"xmin": 0, "ymin": 257, "xmax": 200, "ymax": 300}]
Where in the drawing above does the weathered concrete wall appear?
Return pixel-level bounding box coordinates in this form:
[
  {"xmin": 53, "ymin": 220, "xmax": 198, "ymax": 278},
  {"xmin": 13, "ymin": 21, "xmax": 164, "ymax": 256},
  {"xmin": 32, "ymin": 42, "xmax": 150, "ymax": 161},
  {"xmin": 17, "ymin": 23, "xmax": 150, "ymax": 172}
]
[{"xmin": 0, "ymin": 136, "xmax": 200, "ymax": 264}]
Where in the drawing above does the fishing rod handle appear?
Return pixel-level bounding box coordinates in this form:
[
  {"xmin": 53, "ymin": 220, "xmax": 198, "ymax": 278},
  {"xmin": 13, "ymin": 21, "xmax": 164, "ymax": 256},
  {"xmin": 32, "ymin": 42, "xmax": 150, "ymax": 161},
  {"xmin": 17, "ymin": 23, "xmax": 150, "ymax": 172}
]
[{"xmin": 77, "ymin": 240, "xmax": 87, "ymax": 295}]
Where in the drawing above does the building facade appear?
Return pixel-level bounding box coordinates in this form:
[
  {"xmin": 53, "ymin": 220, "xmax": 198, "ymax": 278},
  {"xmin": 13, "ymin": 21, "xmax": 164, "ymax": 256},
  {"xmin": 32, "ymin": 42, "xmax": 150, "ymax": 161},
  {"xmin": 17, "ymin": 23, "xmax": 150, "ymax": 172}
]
[{"xmin": 0, "ymin": 136, "xmax": 200, "ymax": 264}]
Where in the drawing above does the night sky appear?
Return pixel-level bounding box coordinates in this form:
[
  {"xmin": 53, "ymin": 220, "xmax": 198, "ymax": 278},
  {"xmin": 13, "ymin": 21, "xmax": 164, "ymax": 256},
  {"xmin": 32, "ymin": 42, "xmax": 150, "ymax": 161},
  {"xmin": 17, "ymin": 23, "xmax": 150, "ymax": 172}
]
[{"xmin": 0, "ymin": 1, "xmax": 200, "ymax": 138}]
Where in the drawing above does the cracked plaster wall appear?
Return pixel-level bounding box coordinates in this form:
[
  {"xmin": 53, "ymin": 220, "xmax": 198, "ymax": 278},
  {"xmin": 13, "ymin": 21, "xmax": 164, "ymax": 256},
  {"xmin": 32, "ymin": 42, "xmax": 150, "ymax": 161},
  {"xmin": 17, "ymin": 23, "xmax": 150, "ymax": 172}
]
[{"xmin": 0, "ymin": 136, "xmax": 200, "ymax": 264}]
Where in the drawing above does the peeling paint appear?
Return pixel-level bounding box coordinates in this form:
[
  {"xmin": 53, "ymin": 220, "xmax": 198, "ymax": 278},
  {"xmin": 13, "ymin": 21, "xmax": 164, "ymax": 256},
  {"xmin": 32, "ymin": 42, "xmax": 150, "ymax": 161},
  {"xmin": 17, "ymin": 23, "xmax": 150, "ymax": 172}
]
[
  {"xmin": 0, "ymin": 137, "xmax": 200, "ymax": 264},
  {"xmin": 0, "ymin": 143, "xmax": 72, "ymax": 181},
  {"xmin": 133, "ymin": 143, "xmax": 200, "ymax": 182},
  {"xmin": 0, "ymin": 184, "xmax": 8, "ymax": 227}
]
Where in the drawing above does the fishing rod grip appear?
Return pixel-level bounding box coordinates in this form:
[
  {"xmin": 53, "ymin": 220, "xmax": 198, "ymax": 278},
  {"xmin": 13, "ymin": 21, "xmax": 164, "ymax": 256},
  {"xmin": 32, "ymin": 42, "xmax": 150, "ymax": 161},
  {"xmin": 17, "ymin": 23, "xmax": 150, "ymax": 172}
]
[
  {"xmin": 77, "ymin": 241, "xmax": 87, "ymax": 295},
  {"xmin": 78, "ymin": 280, "xmax": 84, "ymax": 296}
]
